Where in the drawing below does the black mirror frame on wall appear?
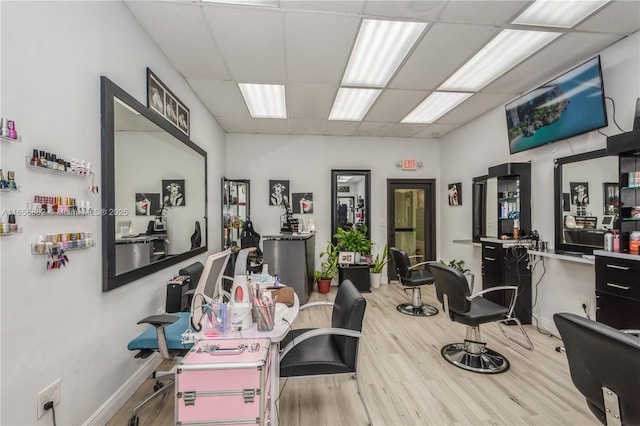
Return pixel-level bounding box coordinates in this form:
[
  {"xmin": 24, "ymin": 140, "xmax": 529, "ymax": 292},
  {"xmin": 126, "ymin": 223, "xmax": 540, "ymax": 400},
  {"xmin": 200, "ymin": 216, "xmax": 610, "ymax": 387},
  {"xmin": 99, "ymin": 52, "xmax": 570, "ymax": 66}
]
[
  {"xmin": 100, "ymin": 76, "xmax": 208, "ymax": 291},
  {"xmin": 331, "ymin": 169, "xmax": 371, "ymax": 242}
]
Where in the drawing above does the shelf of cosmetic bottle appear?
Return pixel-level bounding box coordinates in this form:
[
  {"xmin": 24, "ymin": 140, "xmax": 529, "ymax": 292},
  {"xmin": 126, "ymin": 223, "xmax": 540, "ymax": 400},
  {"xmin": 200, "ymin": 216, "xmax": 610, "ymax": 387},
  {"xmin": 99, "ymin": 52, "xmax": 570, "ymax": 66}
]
[
  {"xmin": 31, "ymin": 239, "xmax": 94, "ymax": 254},
  {"xmin": 0, "ymin": 227, "xmax": 22, "ymax": 236},
  {"xmin": 24, "ymin": 156, "xmax": 91, "ymax": 177},
  {"xmin": 25, "ymin": 207, "xmax": 91, "ymax": 217},
  {"xmin": 0, "ymin": 186, "xmax": 21, "ymax": 192},
  {"xmin": 0, "ymin": 135, "xmax": 22, "ymax": 143}
]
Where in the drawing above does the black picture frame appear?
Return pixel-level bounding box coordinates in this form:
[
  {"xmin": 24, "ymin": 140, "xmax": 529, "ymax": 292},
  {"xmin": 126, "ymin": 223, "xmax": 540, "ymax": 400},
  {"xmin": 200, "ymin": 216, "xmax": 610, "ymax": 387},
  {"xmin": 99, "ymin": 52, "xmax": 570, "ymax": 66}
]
[
  {"xmin": 162, "ymin": 179, "xmax": 186, "ymax": 207},
  {"xmin": 147, "ymin": 68, "xmax": 190, "ymax": 136},
  {"xmin": 603, "ymin": 182, "xmax": 619, "ymax": 215},
  {"xmin": 448, "ymin": 182, "xmax": 461, "ymax": 206}
]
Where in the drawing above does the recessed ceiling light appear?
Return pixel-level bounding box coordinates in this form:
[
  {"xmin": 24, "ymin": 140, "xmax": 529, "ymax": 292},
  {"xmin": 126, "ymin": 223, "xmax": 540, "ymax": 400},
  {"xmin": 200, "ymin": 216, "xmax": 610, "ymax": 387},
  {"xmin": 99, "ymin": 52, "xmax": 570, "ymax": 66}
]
[
  {"xmin": 342, "ymin": 19, "xmax": 428, "ymax": 88},
  {"xmin": 402, "ymin": 91, "xmax": 473, "ymax": 124},
  {"xmin": 439, "ymin": 29, "xmax": 561, "ymax": 92},
  {"xmin": 201, "ymin": 0, "xmax": 279, "ymax": 7},
  {"xmin": 329, "ymin": 88, "xmax": 382, "ymax": 121},
  {"xmin": 513, "ymin": 0, "xmax": 610, "ymax": 28},
  {"xmin": 238, "ymin": 83, "xmax": 287, "ymax": 119}
]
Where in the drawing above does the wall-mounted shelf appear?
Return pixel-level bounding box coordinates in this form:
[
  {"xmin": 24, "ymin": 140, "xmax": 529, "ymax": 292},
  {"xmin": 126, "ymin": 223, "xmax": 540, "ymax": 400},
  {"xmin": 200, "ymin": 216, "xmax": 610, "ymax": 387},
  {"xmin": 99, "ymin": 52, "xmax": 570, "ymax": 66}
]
[
  {"xmin": 0, "ymin": 135, "xmax": 22, "ymax": 143},
  {"xmin": 0, "ymin": 227, "xmax": 23, "ymax": 236},
  {"xmin": 25, "ymin": 156, "xmax": 90, "ymax": 177},
  {"xmin": 0, "ymin": 187, "xmax": 21, "ymax": 192},
  {"xmin": 31, "ymin": 238, "xmax": 94, "ymax": 255}
]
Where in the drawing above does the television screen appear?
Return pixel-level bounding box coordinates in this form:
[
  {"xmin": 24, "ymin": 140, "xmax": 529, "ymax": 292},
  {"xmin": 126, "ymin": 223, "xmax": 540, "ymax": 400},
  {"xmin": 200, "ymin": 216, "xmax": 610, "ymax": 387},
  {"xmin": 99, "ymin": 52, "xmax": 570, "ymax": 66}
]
[{"xmin": 506, "ymin": 56, "xmax": 607, "ymax": 155}]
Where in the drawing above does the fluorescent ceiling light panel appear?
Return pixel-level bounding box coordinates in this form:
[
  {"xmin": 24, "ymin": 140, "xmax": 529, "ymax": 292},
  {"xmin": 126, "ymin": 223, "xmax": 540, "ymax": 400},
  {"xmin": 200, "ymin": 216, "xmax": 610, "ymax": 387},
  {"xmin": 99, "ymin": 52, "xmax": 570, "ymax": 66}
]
[
  {"xmin": 329, "ymin": 88, "xmax": 382, "ymax": 121},
  {"xmin": 512, "ymin": 0, "xmax": 610, "ymax": 28},
  {"xmin": 342, "ymin": 19, "xmax": 427, "ymax": 87},
  {"xmin": 201, "ymin": 0, "xmax": 279, "ymax": 7},
  {"xmin": 238, "ymin": 83, "xmax": 287, "ymax": 119},
  {"xmin": 439, "ymin": 29, "xmax": 561, "ymax": 91},
  {"xmin": 402, "ymin": 91, "xmax": 473, "ymax": 124}
]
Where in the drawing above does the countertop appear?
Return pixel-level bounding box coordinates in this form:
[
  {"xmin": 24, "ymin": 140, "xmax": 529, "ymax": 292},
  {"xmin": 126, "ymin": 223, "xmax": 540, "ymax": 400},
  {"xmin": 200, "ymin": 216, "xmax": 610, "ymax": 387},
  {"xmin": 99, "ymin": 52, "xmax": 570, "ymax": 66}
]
[
  {"xmin": 263, "ymin": 232, "xmax": 316, "ymax": 241},
  {"xmin": 593, "ymin": 249, "xmax": 640, "ymax": 261},
  {"xmin": 116, "ymin": 234, "xmax": 166, "ymax": 244}
]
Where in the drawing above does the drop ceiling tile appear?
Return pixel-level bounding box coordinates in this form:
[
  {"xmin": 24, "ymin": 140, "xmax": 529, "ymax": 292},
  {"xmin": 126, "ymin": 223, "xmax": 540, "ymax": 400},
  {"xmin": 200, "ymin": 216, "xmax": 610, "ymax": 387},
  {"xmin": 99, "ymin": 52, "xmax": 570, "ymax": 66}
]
[
  {"xmin": 281, "ymin": 0, "xmax": 365, "ymax": 15},
  {"xmin": 215, "ymin": 116, "xmax": 256, "ymax": 133},
  {"xmin": 384, "ymin": 123, "xmax": 427, "ymax": 137},
  {"xmin": 577, "ymin": 1, "xmax": 640, "ymax": 34},
  {"xmin": 363, "ymin": 1, "xmax": 446, "ymax": 20},
  {"xmin": 354, "ymin": 122, "xmax": 394, "ymax": 137},
  {"xmin": 364, "ymin": 89, "xmax": 429, "ymax": 122},
  {"xmin": 285, "ymin": 11, "xmax": 360, "ymax": 85},
  {"xmin": 286, "ymin": 84, "xmax": 335, "ymax": 119},
  {"xmin": 414, "ymin": 123, "xmax": 459, "ymax": 138},
  {"xmin": 390, "ymin": 23, "xmax": 499, "ymax": 90},
  {"xmin": 187, "ymin": 79, "xmax": 249, "ymax": 117},
  {"xmin": 203, "ymin": 5, "xmax": 286, "ymax": 83},
  {"xmin": 323, "ymin": 120, "xmax": 359, "ymax": 136},
  {"xmin": 254, "ymin": 118, "xmax": 291, "ymax": 134},
  {"xmin": 435, "ymin": 92, "xmax": 514, "ymax": 124},
  {"xmin": 438, "ymin": 0, "xmax": 530, "ymax": 25},
  {"xmin": 125, "ymin": 1, "xmax": 229, "ymax": 79},
  {"xmin": 289, "ymin": 119, "xmax": 326, "ymax": 135}
]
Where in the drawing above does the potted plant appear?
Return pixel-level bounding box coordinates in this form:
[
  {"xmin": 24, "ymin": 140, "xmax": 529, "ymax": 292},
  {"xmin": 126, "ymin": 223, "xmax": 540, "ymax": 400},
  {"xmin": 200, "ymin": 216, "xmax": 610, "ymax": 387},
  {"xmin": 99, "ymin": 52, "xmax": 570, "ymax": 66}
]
[
  {"xmin": 439, "ymin": 259, "xmax": 474, "ymax": 291},
  {"xmin": 315, "ymin": 241, "xmax": 338, "ymax": 293},
  {"xmin": 334, "ymin": 225, "xmax": 373, "ymax": 262},
  {"xmin": 370, "ymin": 244, "xmax": 388, "ymax": 289}
]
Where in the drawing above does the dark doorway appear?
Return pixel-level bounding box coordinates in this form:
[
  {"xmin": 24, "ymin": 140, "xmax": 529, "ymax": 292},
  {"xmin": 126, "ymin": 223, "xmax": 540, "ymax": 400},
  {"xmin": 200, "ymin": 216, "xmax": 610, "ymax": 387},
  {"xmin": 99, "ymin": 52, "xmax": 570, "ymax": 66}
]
[{"xmin": 387, "ymin": 179, "xmax": 436, "ymax": 281}]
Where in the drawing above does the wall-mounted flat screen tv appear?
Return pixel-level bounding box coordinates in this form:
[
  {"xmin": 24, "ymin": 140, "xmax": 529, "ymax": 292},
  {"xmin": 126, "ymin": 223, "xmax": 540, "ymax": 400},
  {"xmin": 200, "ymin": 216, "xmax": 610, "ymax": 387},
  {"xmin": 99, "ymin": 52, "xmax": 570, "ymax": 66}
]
[{"xmin": 506, "ymin": 56, "xmax": 607, "ymax": 155}]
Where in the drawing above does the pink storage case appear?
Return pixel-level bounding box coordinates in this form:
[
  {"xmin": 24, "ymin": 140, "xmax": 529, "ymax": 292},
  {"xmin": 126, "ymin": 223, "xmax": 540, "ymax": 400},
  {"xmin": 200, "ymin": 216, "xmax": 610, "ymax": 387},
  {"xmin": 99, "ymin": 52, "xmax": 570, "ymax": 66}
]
[{"xmin": 176, "ymin": 338, "xmax": 271, "ymax": 425}]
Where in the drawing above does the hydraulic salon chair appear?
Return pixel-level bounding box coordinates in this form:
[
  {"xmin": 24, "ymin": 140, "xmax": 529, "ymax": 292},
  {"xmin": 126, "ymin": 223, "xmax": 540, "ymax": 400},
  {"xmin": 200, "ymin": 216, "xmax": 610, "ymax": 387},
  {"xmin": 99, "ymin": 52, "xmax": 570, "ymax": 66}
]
[
  {"xmin": 554, "ymin": 313, "xmax": 640, "ymax": 425},
  {"xmin": 279, "ymin": 279, "xmax": 373, "ymax": 426},
  {"xmin": 390, "ymin": 247, "xmax": 438, "ymax": 316},
  {"xmin": 126, "ymin": 249, "xmax": 231, "ymax": 426},
  {"xmin": 426, "ymin": 262, "xmax": 533, "ymax": 374}
]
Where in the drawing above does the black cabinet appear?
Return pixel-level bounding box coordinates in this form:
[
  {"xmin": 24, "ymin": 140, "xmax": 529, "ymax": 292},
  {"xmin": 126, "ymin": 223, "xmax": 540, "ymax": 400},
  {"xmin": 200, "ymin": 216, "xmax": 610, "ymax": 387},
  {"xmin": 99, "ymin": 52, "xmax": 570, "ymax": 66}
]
[
  {"xmin": 222, "ymin": 177, "xmax": 250, "ymax": 250},
  {"xmin": 595, "ymin": 253, "xmax": 640, "ymax": 329},
  {"xmin": 488, "ymin": 162, "xmax": 532, "ymax": 239},
  {"xmin": 481, "ymin": 241, "xmax": 532, "ymax": 324},
  {"xmin": 338, "ymin": 264, "xmax": 371, "ymax": 293}
]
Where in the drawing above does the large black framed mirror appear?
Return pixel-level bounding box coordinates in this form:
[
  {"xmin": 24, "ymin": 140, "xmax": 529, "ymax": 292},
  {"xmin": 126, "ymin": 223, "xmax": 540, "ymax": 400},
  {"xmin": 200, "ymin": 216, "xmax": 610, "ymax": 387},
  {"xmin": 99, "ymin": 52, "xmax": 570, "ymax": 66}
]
[
  {"xmin": 101, "ymin": 76, "xmax": 207, "ymax": 291},
  {"xmin": 331, "ymin": 170, "xmax": 371, "ymax": 240},
  {"xmin": 554, "ymin": 149, "xmax": 618, "ymax": 254}
]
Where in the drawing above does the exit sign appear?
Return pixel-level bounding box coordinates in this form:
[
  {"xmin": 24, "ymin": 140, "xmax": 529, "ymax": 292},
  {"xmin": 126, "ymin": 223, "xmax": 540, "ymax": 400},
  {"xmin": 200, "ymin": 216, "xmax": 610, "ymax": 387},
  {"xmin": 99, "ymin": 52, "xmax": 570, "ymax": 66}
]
[{"xmin": 401, "ymin": 159, "xmax": 417, "ymax": 171}]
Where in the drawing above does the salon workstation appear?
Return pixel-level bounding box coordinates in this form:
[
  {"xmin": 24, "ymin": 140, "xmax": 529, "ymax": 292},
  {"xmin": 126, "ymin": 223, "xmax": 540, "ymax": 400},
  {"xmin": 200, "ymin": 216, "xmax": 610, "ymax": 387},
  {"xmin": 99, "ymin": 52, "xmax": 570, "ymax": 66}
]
[{"xmin": 3, "ymin": 2, "xmax": 640, "ymax": 426}]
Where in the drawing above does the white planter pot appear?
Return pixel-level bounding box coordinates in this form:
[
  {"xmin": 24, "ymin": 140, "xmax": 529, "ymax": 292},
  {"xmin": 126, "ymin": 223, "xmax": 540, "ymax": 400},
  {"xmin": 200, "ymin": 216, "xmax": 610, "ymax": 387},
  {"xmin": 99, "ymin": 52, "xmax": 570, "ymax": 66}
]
[{"xmin": 370, "ymin": 272, "xmax": 382, "ymax": 289}]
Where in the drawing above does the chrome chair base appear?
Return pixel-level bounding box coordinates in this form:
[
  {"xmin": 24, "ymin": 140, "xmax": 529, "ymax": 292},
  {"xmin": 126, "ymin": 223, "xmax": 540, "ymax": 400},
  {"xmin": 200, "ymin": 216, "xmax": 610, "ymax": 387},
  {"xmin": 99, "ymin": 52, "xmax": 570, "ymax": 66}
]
[
  {"xmin": 441, "ymin": 343, "xmax": 510, "ymax": 374},
  {"xmin": 397, "ymin": 303, "xmax": 438, "ymax": 316}
]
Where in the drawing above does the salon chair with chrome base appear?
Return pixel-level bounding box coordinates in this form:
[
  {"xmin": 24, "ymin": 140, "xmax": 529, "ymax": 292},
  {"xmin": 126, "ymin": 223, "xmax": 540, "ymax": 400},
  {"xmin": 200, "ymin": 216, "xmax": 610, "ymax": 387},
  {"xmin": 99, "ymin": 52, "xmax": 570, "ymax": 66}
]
[
  {"xmin": 554, "ymin": 313, "xmax": 640, "ymax": 425},
  {"xmin": 427, "ymin": 262, "xmax": 533, "ymax": 374},
  {"xmin": 390, "ymin": 247, "xmax": 438, "ymax": 316}
]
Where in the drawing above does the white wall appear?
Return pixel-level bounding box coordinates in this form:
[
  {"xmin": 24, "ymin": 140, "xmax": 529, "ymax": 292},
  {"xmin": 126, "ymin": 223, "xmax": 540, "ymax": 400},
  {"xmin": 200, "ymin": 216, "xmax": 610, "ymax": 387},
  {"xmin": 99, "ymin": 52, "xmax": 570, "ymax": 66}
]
[
  {"xmin": 225, "ymin": 134, "xmax": 440, "ymax": 269},
  {"xmin": 0, "ymin": 2, "xmax": 225, "ymax": 425},
  {"xmin": 438, "ymin": 31, "xmax": 640, "ymax": 334}
]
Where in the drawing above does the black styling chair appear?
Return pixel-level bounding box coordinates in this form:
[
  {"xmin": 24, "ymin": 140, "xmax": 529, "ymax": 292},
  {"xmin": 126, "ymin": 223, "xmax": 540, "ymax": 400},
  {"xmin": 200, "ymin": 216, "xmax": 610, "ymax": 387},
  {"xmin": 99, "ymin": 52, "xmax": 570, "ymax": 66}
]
[
  {"xmin": 426, "ymin": 262, "xmax": 533, "ymax": 374},
  {"xmin": 279, "ymin": 279, "xmax": 372, "ymax": 425},
  {"xmin": 390, "ymin": 247, "xmax": 438, "ymax": 316},
  {"xmin": 553, "ymin": 313, "xmax": 640, "ymax": 425}
]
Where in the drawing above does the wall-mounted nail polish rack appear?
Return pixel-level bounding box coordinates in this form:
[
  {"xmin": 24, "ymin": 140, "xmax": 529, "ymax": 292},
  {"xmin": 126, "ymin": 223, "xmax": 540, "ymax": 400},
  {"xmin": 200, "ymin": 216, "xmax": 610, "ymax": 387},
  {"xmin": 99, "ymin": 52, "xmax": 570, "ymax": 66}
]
[
  {"xmin": 28, "ymin": 195, "xmax": 93, "ymax": 216},
  {"xmin": 0, "ymin": 135, "xmax": 22, "ymax": 143},
  {"xmin": 25, "ymin": 155, "xmax": 92, "ymax": 177},
  {"xmin": 31, "ymin": 232, "xmax": 94, "ymax": 255},
  {"xmin": 0, "ymin": 226, "xmax": 22, "ymax": 235}
]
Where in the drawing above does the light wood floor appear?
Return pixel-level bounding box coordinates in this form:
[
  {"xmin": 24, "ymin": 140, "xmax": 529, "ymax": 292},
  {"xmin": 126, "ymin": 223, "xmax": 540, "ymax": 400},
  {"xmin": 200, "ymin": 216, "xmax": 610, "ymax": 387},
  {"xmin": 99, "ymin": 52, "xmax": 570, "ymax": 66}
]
[{"xmin": 108, "ymin": 283, "xmax": 598, "ymax": 426}]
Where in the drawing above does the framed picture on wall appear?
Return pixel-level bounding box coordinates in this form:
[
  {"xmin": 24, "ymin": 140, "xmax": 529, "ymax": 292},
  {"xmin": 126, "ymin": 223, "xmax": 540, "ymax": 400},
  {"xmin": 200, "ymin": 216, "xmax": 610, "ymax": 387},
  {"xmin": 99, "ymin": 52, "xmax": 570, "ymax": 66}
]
[
  {"xmin": 448, "ymin": 183, "xmax": 461, "ymax": 206},
  {"xmin": 135, "ymin": 193, "xmax": 160, "ymax": 216},
  {"xmin": 162, "ymin": 179, "xmax": 185, "ymax": 207},
  {"xmin": 269, "ymin": 180, "xmax": 290, "ymax": 206},
  {"xmin": 292, "ymin": 192, "xmax": 314, "ymax": 214},
  {"xmin": 570, "ymin": 182, "xmax": 589, "ymax": 206},
  {"xmin": 603, "ymin": 182, "xmax": 619, "ymax": 215},
  {"xmin": 147, "ymin": 68, "xmax": 190, "ymax": 136}
]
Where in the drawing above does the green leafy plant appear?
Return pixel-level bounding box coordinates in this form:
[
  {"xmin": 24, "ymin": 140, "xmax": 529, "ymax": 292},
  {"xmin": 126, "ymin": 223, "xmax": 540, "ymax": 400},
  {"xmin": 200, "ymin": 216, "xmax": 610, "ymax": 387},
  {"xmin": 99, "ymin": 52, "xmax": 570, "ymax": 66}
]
[
  {"xmin": 439, "ymin": 259, "xmax": 470, "ymax": 274},
  {"xmin": 316, "ymin": 241, "xmax": 338, "ymax": 280},
  {"xmin": 372, "ymin": 244, "xmax": 388, "ymax": 274},
  {"xmin": 334, "ymin": 225, "xmax": 372, "ymax": 255}
]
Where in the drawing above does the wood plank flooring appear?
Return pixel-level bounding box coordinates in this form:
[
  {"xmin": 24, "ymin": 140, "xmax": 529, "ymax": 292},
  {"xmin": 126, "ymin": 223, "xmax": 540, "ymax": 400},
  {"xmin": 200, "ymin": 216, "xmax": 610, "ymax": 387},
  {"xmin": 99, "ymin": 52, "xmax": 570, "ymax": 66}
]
[{"xmin": 107, "ymin": 283, "xmax": 598, "ymax": 426}]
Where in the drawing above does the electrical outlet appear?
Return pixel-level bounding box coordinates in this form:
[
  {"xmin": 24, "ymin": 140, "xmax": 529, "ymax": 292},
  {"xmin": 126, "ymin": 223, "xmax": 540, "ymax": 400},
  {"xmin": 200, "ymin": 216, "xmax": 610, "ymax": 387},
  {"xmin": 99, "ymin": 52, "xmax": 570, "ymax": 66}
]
[
  {"xmin": 37, "ymin": 379, "xmax": 61, "ymax": 419},
  {"xmin": 578, "ymin": 297, "xmax": 590, "ymax": 312}
]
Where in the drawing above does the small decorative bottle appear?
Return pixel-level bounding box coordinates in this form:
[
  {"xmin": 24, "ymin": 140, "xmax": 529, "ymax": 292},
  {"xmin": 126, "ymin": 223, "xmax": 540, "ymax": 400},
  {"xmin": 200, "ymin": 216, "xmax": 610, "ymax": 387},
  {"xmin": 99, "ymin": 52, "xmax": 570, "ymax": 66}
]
[{"xmin": 7, "ymin": 171, "xmax": 16, "ymax": 190}]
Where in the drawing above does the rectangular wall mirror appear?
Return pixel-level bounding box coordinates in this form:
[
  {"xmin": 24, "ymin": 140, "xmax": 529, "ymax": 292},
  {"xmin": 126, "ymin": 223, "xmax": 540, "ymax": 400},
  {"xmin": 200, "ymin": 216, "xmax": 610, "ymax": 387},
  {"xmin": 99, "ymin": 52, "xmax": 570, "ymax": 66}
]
[
  {"xmin": 101, "ymin": 76, "xmax": 207, "ymax": 291},
  {"xmin": 554, "ymin": 149, "xmax": 618, "ymax": 254},
  {"xmin": 331, "ymin": 170, "xmax": 370, "ymax": 240}
]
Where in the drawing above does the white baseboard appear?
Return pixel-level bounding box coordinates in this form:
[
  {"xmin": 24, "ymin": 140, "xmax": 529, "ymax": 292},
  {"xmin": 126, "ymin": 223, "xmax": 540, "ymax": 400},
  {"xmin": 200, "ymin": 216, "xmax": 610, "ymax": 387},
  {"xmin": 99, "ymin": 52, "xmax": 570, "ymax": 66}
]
[{"xmin": 83, "ymin": 353, "xmax": 162, "ymax": 426}]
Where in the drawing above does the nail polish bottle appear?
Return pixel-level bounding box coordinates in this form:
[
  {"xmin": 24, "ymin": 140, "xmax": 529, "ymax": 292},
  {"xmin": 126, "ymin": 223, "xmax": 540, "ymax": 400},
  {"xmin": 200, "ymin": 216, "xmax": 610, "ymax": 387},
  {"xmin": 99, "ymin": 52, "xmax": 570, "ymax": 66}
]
[
  {"xmin": 0, "ymin": 169, "xmax": 7, "ymax": 189},
  {"xmin": 7, "ymin": 171, "xmax": 16, "ymax": 190},
  {"xmin": 0, "ymin": 118, "xmax": 9, "ymax": 137},
  {"xmin": 39, "ymin": 151, "xmax": 46, "ymax": 168},
  {"xmin": 7, "ymin": 120, "xmax": 17, "ymax": 139},
  {"xmin": 30, "ymin": 149, "xmax": 39, "ymax": 167},
  {"xmin": 51, "ymin": 154, "xmax": 58, "ymax": 170},
  {"xmin": 8, "ymin": 214, "xmax": 17, "ymax": 233}
]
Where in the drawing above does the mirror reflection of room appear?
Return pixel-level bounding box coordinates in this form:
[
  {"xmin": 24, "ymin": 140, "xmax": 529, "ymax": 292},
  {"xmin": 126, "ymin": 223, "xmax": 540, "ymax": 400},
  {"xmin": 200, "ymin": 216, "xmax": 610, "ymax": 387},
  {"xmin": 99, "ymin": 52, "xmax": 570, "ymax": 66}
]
[{"xmin": 335, "ymin": 174, "xmax": 366, "ymax": 231}]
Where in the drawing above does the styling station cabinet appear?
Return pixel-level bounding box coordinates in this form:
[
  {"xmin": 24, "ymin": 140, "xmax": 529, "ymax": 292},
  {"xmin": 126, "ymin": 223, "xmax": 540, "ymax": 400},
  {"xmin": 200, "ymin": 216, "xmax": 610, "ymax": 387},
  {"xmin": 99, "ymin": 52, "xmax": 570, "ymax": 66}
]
[
  {"xmin": 594, "ymin": 251, "xmax": 640, "ymax": 329},
  {"xmin": 479, "ymin": 162, "xmax": 532, "ymax": 324},
  {"xmin": 222, "ymin": 178, "xmax": 250, "ymax": 250}
]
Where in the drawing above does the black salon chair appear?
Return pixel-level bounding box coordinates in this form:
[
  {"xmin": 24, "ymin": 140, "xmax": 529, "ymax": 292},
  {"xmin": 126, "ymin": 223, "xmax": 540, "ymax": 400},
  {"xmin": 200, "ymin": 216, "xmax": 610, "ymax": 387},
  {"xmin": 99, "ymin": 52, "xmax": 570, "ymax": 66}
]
[
  {"xmin": 553, "ymin": 313, "xmax": 640, "ymax": 425},
  {"xmin": 426, "ymin": 262, "xmax": 533, "ymax": 374},
  {"xmin": 280, "ymin": 279, "xmax": 372, "ymax": 425},
  {"xmin": 389, "ymin": 247, "xmax": 438, "ymax": 316}
]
